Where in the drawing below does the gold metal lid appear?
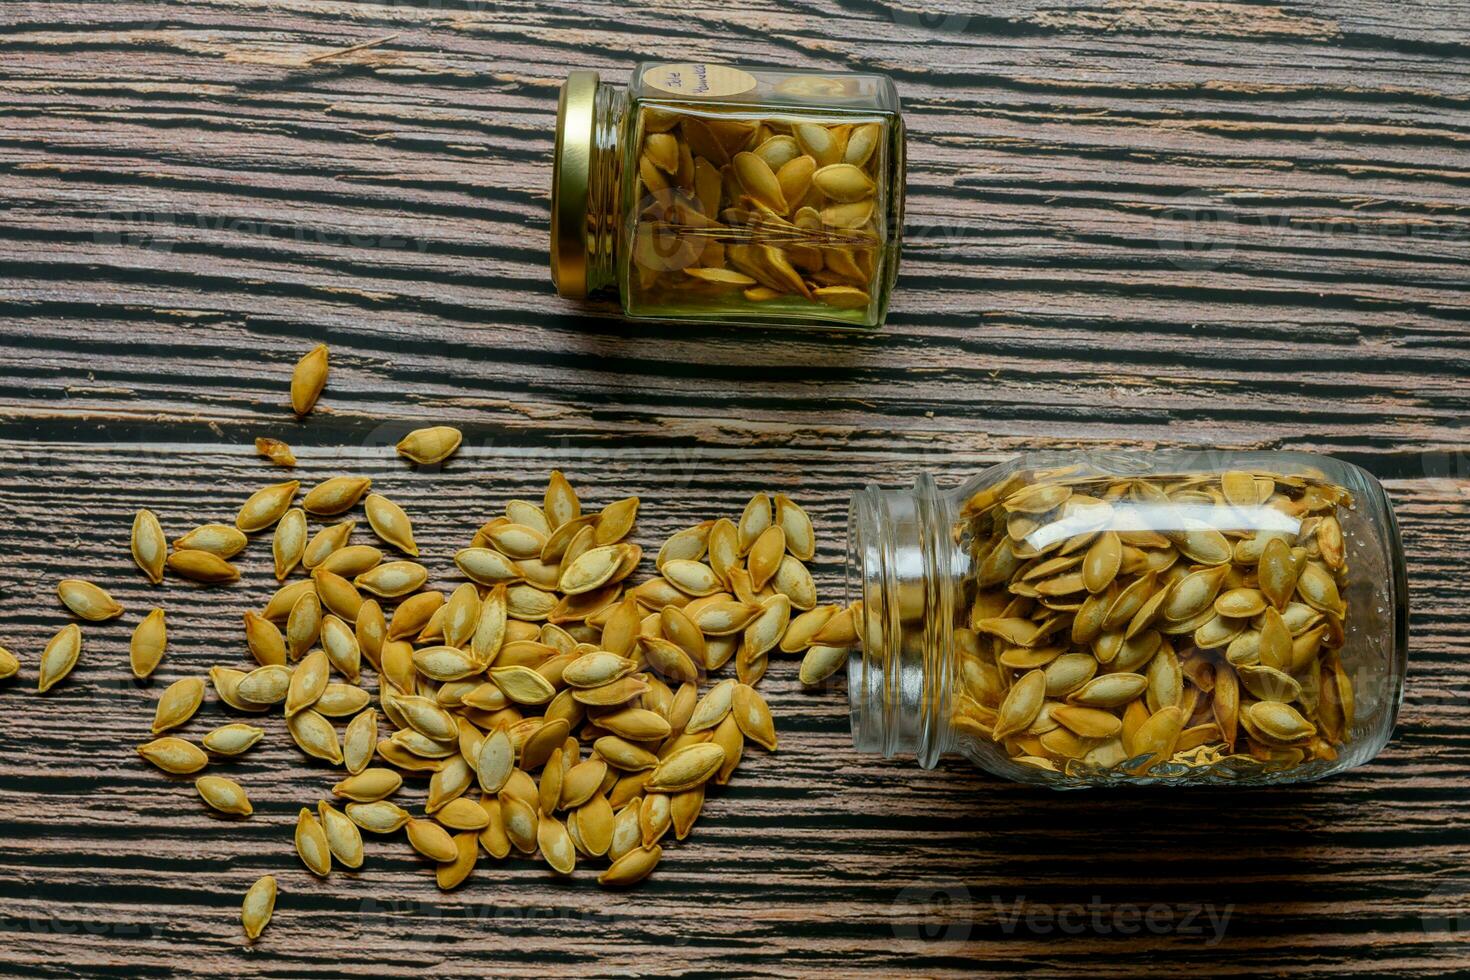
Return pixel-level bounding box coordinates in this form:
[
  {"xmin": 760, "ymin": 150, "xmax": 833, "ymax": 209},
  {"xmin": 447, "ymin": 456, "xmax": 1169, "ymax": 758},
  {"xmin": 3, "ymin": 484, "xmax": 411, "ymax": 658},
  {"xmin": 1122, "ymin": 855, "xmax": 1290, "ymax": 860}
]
[{"xmin": 550, "ymin": 70, "xmax": 599, "ymax": 298}]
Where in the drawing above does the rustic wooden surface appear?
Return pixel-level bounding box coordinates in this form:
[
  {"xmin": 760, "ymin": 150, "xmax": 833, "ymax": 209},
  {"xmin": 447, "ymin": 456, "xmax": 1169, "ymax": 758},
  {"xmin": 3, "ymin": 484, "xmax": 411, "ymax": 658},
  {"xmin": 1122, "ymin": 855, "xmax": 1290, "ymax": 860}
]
[{"xmin": 1, "ymin": 1, "xmax": 1468, "ymax": 977}]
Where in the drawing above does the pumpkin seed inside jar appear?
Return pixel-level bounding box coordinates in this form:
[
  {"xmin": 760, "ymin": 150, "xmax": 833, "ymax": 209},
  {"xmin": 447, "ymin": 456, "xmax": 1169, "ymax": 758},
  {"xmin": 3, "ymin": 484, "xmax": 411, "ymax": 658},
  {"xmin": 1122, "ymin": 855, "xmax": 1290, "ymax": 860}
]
[
  {"xmin": 552, "ymin": 63, "xmax": 904, "ymax": 328},
  {"xmin": 844, "ymin": 452, "xmax": 1408, "ymax": 786}
]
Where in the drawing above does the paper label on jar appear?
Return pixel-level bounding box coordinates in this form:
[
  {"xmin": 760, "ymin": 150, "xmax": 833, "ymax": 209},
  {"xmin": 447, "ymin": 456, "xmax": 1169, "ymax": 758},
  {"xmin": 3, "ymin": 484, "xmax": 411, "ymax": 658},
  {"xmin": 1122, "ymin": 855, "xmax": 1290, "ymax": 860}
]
[{"xmin": 643, "ymin": 63, "xmax": 757, "ymax": 99}]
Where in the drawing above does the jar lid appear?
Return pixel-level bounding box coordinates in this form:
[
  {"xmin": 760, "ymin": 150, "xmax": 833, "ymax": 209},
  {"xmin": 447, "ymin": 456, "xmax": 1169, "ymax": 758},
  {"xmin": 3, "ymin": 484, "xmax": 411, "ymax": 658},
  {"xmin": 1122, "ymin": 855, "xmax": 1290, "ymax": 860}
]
[{"xmin": 550, "ymin": 69, "xmax": 599, "ymax": 299}]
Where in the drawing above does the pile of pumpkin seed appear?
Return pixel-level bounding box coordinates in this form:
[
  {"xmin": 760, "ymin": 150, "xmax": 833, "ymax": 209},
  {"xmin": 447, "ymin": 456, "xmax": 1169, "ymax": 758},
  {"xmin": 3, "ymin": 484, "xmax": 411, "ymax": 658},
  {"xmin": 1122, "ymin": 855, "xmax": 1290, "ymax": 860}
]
[
  {"xmin": 632, "ymin": 107, "xmax": 888, "ymax": 313},
  {"xmin": 949, "ymin": 466, "xmax": 1357, "ymax": 779},
  {"xmin": 1, "ymin": 343, "xmax": 860, "ymax": 941}
]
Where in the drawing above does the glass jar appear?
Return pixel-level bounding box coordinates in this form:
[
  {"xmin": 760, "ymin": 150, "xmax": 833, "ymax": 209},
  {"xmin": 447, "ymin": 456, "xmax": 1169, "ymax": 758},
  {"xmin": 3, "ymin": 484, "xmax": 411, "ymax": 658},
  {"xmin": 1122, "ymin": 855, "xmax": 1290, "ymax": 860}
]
[
  {"xmin": 550, "ymin": 62, "xmax": 905, "ymax": 328},
  {"xmin": 845, "ymin": 451, "xmax": 1408, "ymax": 787}
]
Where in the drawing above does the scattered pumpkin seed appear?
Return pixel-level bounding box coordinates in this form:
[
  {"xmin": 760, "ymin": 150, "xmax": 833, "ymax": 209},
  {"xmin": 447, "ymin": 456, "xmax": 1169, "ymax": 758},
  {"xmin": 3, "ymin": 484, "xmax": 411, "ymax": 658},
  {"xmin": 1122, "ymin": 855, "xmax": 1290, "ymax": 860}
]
[
  {"xmin": 241, "ymin": 875, "xmax": 277, "ymax": 940},
  {"xmin": 290, "ymin": 343, "xmax": 328, "ymax": 416}
]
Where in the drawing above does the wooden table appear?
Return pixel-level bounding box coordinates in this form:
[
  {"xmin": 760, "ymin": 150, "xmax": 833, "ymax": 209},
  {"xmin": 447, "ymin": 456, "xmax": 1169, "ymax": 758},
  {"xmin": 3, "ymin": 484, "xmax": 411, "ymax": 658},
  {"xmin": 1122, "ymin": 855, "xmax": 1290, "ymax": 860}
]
[{"xmin": 1, "ymin": 2, "xmax": 1467, "ymax": 976}]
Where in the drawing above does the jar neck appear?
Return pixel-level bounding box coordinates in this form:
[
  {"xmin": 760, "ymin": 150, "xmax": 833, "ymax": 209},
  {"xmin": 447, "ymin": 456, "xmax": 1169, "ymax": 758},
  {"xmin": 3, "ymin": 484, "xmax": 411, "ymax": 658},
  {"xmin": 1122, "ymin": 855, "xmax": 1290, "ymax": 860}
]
[
  {"xmin": 585, "ymin": 82, "xmax": 628, "ymax": 296},
  {"xmin": 846, "ymin": 473, "xmax": 963, "ymax": 768}
]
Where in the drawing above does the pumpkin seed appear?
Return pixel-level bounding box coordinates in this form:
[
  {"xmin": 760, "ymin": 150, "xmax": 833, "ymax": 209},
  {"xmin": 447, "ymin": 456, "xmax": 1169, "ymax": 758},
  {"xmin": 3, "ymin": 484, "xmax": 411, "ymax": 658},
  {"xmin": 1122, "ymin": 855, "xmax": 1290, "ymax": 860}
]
[
  {"xmin": 241, "ymin": 875, "xmax": 277, "ymax": 940},
  {"xmin": 131, "ymin": 509, "xmax": 166, "ymax": 584},
  {"xmin": 290, "ymin": 343, "xmax": 328, "ymax": 415},
  {"xmin": 255, "ymin": 436, "xmax": 296, "ymax": 467},
  {"xmin": 316, "ymin": 682, "xmax": 370, "ymax": 718},
  {"xmin": 772, "ymin": 555, "xmax": 816, "ymax": 609},
  {"xmin": 38, "ymin": 623, "xmax": 81, "ymax": 693},
  {"xmin": 646, "ymin": 743, "xmax": 725, "ymax": 792},
  {"xmin": 1237, "ymin": 664, "xmax": 1303, "ymax": 703},
  {"xmin": 196, "ymin": 775, "xmax": 252, "ymax": 816},
  {"xmin": 167, "ymin": 549, "xmax": 240, "ymax": 584},
  {"xmin": 302, "ymin": 519, "xmax": 354, "ymax": 571},
  {"xmin": 1245, "ymin": 700, "xmax": 1316, "ymax": 743},
  {"xmin": 599, "ymin": 843, "xmax": 662, "ymax": 887},
  {"xmin": 137, "ymin": 736, "xmax": 208, "ymax": 774},
  {"xmin": 1051, "ymin": 705, "xmax": 1122, "ymax": 739},
  {"xmin": 347, "ymin": 799, "xmax": 410, "ymax": 834},
  {"xmin": 272, "ymin": 507, "xmax": 307, "ymax": 581},
  {"xmin": 812, "ymin": 163, "xmax": 875, "ymax": 202},
  {"xmin": 129, "ymin": 608, "xmax": 168, "ymax": 678},
  {"xmin": 236, "ymin": 481, "xmax": 299, "ymax": 533},
  {"xmin": 332, "ymin": 768, "xmax": 402, "ymax": 804},
  {"xmin": 152, "ymin": 676, "xmax": 205, "ymax": 734},
  {"xmin": 263, "ymin": 579, "xmax": 315, "ymax": 622},
  {"xmin": 397, "ymin": 425, "xmax": 463, "ymax": 465},
  {"xmin": 1067, "ymin": 673, "xmax": 1147, "ymax": 709},
  {"xmin": 353, "ymin": 560, "xmax": 427, "ymax": 599},
  {"xmin": 314, "ymin": 800, "xmax": 363, "ymax": 869},
  {"xmin": 203, "ymin": 723, "xmax": 264, "ymax": 756},
  {"xmin": 288, "ymin": 709, "xmax": 343, "ymax": 765},
  {"xmin": 594, "ymin": 496, "xmax": 640, "ymax": 546},
  {"xmin": 544, "ymin": 470, "xmax": 581, "ymax": 529},
  {"xmin": 799, "ymin": 644, "xmax": 848, "ymax": 685},
  {"xmin": 319, "ymin": 545, "xmax": 384, "ymax": 580},
  {"xmin": 235, "ymin": 664, "xmax": 289, "ymax": 708},
  {"xmin": 455, "ymin": 547, "xmax": 522, "ymax": 586},
  {"xmin": 314, "ymin": 568, "xmax": 365, "ymax": 621},
  {"xmin": 307, "ymin": 478, "xmax": 375, "ymax": 519},
  {"xmin": 174, "ymin": 523, "xmax": 251, "ymax": 559}
]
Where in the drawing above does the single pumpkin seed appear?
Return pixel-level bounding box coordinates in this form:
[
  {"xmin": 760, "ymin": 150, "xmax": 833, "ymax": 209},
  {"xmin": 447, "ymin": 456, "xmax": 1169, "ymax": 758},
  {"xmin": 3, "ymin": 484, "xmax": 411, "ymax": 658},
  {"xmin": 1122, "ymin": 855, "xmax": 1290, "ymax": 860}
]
[
  {"xmin": 397, "ymin": 425, "xmax": 463, "ymax": 465},
  {"xmin": 129, "ymin": 608, "xmax": 168, "ymax": 678},
  {"xmin": 303, "ymin": 476, "xmax": 372, "ymax": 517},
  {"xmin": 347, "ymin": 799, "xmax": 410, "ymax": 834},
  {"xmin": 290, "ymin": 343, "xmax": 328, "ymax": 415},
  {"xmin": 38, "ymin": 623, "xmax": 81, "ymax": 693},
  {"xmin": 302, "ymin": 519, "xmax": 354, "ymax": 570},
  {"xmin": 812, "ymin": 162, "xmax": 875, "ymax": 202},
  {"xmin": 53, "ymin": 579, "xmax": 120, "ymax": 622},
  {"xmin": 152, "ymin": 676, "xmax": 205, "ymax": 734},
  {"xmin": 255, "ymin": 436, "xmax": 296, "ymax": 466},
  {"xmin": 202, "ymin": 723, "xmax": 264, "ymax": 756},
  {"xmin": 288, "ymin": 709, "xmax": 343, "ymax": 765},
  {"xmin": 353, "ymin": 560, "xmax": 427, "ymax": 599},
  {"xmin": 137, "ymin": 736, "xmax": 208, "ymax": 774},
  {"xmin": 1245, "ymin": 700, "xmax": 1316, "ymax": 743},
  {"xmin": 272, "ymin": 508, "xmax": 307, "ymax": 581},
  {"xmin": 315, "ymin": 800, "xmax": 363, "ymax": 869},
  {"xmin": 599, "ymin": 844, "xmax": 662, "ymax": 887},
  {"xmin": 173, "ymin": 523, "xmax": 250, "ymax": 559},
  {"xmin": 241, "ymin": 875, "xmax": 276, "ymax": 940},
  {"xmin": 314, "ymin": 568, "xmax": 365, "ymax": 621},
  {"xmin": 316, "ymin": 683, "xmax": 370, "ymax": 718},
  {"xmin": 318, "ymin": 544, "xmax": 382, "ymax": 578},
  {"xmin": 236, "ymin": 481, "xmax": 299, "ymax": 533},
  {"xmin": 646, "ymin": 742, "xmax": 726, "ymax": 792},
  {"xmin": 1068, "ymin": 673, "xmax": 1148, "ymax": 709},
  {"xmin": 455, "ymin": 547, "xmax": 523, "ymax": 586},
  {"xmin": 196, "ymin": 775, "xmax": 252, "ymax": 816},
  {"xmin": 167, "ymin": 549, "xmax": 240, "ymax": 584},
  {"xmin": 799, "ymin": 644, "xmax": 848, "ymax": 685},
  {"xmin": 237, "ymin": 664, "xmax": 291, "ymax": 706},
  {"xmin": 131, "ymin": 509, "xmax": 166, "ymax": 585},
  {"xmin": 334, "ymin": 768, "xmax": 402, "ymax": 802}
]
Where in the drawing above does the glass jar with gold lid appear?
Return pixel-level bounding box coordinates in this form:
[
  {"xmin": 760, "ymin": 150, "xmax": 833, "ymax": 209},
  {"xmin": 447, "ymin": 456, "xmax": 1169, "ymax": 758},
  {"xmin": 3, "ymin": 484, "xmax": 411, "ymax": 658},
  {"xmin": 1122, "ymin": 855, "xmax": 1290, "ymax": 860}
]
[{"xmin": 551, "ymin": 62, "xmax": 905, "ymax": 328}]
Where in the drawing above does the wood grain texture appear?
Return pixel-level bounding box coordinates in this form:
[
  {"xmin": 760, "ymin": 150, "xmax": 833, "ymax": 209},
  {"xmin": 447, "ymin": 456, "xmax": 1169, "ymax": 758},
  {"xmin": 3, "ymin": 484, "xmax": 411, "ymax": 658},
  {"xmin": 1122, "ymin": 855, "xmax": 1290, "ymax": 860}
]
[{"xmin": 0, "ymin": 1, "xmax": 1467, "ymax": 977}]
